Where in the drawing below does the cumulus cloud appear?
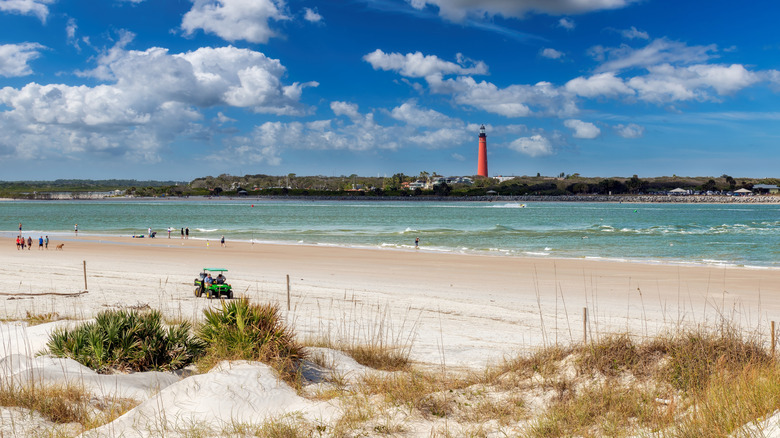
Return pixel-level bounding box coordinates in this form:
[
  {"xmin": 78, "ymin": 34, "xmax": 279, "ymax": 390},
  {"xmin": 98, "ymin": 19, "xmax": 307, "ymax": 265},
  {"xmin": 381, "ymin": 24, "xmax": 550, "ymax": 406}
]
[
  {"xmin": 0, "ymin": 43, "xmax": 45, "ymax": 77},
  {"xmin": 430, "ymin": 76, "xmax": 577, "ymax": 117},
  {"xmin": 406, "ymin": 0, "xmax": 635, "ymax": 22},
  {"xmin": 330, "ymin": 101, "xmax": 360, "ymax": 120},
  {"xmin": 564, "ymin": 119, "xmax": 600, "ymax": 138},
  {"xmin": 366, "ymin": 50, "xmax": 578, "ymax": 117},
  {"xmin": 565, "ymin": 72, "xmax": 634, "ymax": 98},
  {"xmin": 621, "ymin": 26, "xmax": 649, "ymax": 40},
  {"xmin": 614, "ymin": 123, "xmax": 644, "ymax": 138},
  {"xmin": 508, "ymin": 134, "xmax": 553, "ymax": 157},
  {"xmin": 181, "ymin": 0, "xmax": 289, "ymax": 44},
  {"xmin": 628, "ymin": 63, "xmax": 759, "ymax": 102},
  {"xmin": 390, "ymin": 101, "xmax": 459, "ymax": 127},
  {"xmin": 540, "ymin": 48, "xmax": 564, "ymax": 59},
  {"xmin": 363, "ymin": 49, "xmax": 488, "ymax": 78},
  {"xmin": 215, "ymin": 102, "xmax": 473, "ymax": 163},
  {"xmin": 0, "ymin": 0, "xmax": 53, "ymax": 22},
  {"xmin": 303, "ymin": 7, "xmax": 322, "ymax": 22},
  {"xmin": 558, "ymin": 17, "xmax": 575, "ymax": 29},
  {"xmin": 0, "ymin": 44, "xmax": 316, "ymax": 161}
]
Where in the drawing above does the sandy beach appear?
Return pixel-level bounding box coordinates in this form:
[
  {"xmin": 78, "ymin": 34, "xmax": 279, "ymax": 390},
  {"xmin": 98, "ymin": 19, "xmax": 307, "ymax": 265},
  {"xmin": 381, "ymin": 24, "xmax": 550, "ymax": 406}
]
[
  {"xmin": 3, "ymin": 234, "xmax": 780, "ymax": 436},
  {"xmin": 3, "ymin": 234, "xmax": 778, "ymax": 368}
]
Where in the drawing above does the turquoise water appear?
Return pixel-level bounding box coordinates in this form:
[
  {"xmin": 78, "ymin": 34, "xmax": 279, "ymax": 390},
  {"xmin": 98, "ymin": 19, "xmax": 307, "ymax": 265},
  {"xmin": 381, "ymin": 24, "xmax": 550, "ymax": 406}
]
[{"xmin": 2, "ymin": 199, "xmax": 780, "ymax": 267}]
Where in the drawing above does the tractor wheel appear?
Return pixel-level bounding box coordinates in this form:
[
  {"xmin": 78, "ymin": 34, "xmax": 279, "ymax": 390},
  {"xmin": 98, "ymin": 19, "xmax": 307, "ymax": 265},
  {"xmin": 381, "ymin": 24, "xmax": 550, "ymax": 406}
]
[
  {"xmin": 228, "ymin": 290, "xmax": 233, "ymax": 299},
  {"xmin": 194, "ymin": 287, "xmax": 202, "ymax": 298}
]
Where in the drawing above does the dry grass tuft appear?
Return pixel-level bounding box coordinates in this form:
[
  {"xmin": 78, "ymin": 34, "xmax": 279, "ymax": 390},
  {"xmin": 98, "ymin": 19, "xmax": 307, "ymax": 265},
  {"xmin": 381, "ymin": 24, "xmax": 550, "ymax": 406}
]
[
  {"xmin": 528, "ymin": 379, "xmax": 673, "ymax": 437},
  {"xmin": 341, "ymin": 343, "xmax": 410, "ymax": 371},
  {"xmin": 651, "ymin": 324, "xmax": 771, "ymax": 392},
  {"xmin": 668, "ymin": 364, "xmax": 780, "ymax": 437},
  {"xmin": 0, "ymin": 381, "xmax": 138, "ymax": 430}
]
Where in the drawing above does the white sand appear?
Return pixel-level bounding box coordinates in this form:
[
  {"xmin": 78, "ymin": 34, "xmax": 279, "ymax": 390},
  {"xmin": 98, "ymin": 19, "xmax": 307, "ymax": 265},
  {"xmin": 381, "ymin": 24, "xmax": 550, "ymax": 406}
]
[{"xmin": 1, "ymin": 235, "xmax": 779, "ymax": 436}]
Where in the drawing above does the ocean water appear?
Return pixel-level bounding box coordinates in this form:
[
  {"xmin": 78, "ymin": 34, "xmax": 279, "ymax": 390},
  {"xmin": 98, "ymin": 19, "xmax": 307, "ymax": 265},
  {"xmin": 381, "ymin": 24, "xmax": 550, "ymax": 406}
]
[{"xmin": 2, "ymin": 199, "xmax": 780, "ymax": 268}]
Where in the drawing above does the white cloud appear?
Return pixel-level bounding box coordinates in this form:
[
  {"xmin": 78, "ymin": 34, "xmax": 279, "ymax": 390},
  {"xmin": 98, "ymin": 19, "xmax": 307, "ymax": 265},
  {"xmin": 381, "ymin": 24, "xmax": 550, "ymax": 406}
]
[
  {"xmin": 181, "ymin": 0, "xmax": 289, "ymax": 44},
  {"xmin": 540, "ymin": 48, "xmax": 564, "ymax": 59},
  {"xmin": 214, "ymin": 102, "xmax": 475, "ymax": 162},
  {"xmin": 621, "ymin": 26, "xmax": 648, "ymax": 40},
  {"xmin": 564, "ymin": 119, "xmax": 600, "ymax": 138},
  {"xmin": 66, "ymin": 18, "xmax": 80, "ymax": 50},
  {"xmin": 363, "ymin": 49, "xmax": 488, "ymax": 78},
  {"xmin": 0, "ymin": 0, "xmax": 53, "ymax": 22},
  {"xmin": 430, "ymin": 76, "xmax": 578, "ymax": 117},
  {"xmin": 508, "ymin": 134, "xmax": 553, "ymax": 157},
  {"xmin": 565, "ymin": 72, "xmax": 634, "ymax": 98},
  {"xmin": 303, "ymin": 7, "xmax": 322, "ymax": 22},
  {"xmin": 558, "ymin": 17, "xmax": 575, "ymax": 29},
  {"xmin": 614, "ymin": 123, "xmax": 644, "ymax": 138},
  {"xmin": 0, "ymin": 45, "xmax": 315, "ymax": 161},
  {"xmin": 407, "ymin": 0, "xmax": 635, "ymax": 22},
  {"xmin": 0, "ymin": 43, "xmax": 44, "ymax": 77},
  {"xmin": 593, "ymin": 38, "xmax": 717, "ymax": 73},
  {"xmin": 390, "ymin": 101, "xmax": 459, "ymax": 127},
  {"xmin": 215, "ymin": 112, "xmax": 235, "ymax": 123},
  {"xmin": 330, "ymin": 101, "xmax": 360, "ymax": 120},
  {"xmin": 452, "ymin": 153, "xmax": 465, "ymax": 161},
  {"xmin": 628, "ymin": 63, "xmax": 759, "ymax": 102}
]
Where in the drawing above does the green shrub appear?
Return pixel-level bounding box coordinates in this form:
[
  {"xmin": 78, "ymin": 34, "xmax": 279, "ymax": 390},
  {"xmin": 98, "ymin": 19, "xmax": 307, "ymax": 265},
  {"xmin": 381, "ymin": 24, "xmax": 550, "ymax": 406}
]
[
  {"xmin": 46, "ymin": 309, "xmax": 205, "ymax": 373},
  {"xmin": 197, "ymin": 298, "xmax": 305, "ymax": 378}
]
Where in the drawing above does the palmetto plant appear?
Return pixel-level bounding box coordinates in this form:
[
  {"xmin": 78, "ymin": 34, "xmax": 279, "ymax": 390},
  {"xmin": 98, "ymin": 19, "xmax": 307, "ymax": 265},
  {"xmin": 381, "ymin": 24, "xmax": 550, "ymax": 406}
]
[
  {"xmin": 46, "ymin": 309, "xmax": 205, "ymax": 373},
  {"xmin": 197, "ymin": 298, "xmax": 305, "ymax": 378}
]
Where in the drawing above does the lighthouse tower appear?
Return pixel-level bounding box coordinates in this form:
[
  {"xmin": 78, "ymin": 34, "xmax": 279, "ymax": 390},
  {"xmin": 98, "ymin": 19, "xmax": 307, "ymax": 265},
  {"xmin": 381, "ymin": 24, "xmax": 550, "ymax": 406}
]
[{"xmin": 477, "ymin": 124, "xmax": 488, "ymax": 177}]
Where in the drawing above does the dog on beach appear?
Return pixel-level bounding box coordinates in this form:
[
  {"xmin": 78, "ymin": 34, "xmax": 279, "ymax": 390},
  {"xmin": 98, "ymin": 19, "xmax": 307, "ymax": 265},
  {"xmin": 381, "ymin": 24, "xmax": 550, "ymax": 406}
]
[{"xmin": 55, "ymin": 244, "xmax": 64, "ymax": 250}]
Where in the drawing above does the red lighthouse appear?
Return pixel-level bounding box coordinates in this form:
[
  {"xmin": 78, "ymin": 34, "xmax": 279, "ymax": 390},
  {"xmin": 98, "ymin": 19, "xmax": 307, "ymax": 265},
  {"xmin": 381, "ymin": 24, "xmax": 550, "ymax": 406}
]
[{"xmin": 477, "ymin": 124, "xmax": 488, "ymax": 177}]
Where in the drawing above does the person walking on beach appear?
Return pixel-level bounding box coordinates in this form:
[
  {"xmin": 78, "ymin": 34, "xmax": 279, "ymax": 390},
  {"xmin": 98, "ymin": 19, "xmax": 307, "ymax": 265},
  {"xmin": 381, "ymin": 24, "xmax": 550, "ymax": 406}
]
[
  {"xmin": 44, "ymin": 236, "xmax": 48, "ymax": 249},
  {"xmin": 185, "ymin": 227, "xmax": 189, "ymax": 239},
  {"xmin": 221, "ymin": 235, "xmax": 225, "ymax": 247},
  {"xmin": 18, "ymin": 222, "xmax": 22, "ymax": 235},
  {"xmin": 181, "ymin": 228, "xmax": 184, "ymax": 239},
  {"xmin": 16, "ymin": 236, "xmax": 20, "ymax": 250},
  {"xmin": 415, "ymin": 237, "xmax": 419, "ymax": 249},
  {"xmin": 74, "ymin": 224, "xmax": 78, "ymax": 234},
  {"xmin": 27, "ymin": 236, "xmax": 32, "ymax": 250},
  {"xmin": 38, "ymin": 236, "xmax": 43, "ymax": 250},
  {"xmin": 20, "ymin": 237, "xmax": 25, "ymax": 250},
  {"xmin": 168, "ymin": 227, "xmax": 172, "ymax": 238}
]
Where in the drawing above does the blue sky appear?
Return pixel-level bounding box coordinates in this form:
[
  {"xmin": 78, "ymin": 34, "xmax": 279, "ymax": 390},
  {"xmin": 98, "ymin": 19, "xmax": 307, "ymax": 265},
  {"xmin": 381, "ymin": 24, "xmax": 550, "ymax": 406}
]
[{"xmin": 1, "ymin": 0, "xmax": 779, "ymax": 180}]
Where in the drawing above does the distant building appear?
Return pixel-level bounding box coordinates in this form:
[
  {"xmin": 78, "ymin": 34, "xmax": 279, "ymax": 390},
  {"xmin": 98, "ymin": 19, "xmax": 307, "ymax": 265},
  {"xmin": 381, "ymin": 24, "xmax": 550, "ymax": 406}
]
[{"xmin": 752, "ymin": 184, "xmax": 779, "ymax": 194}]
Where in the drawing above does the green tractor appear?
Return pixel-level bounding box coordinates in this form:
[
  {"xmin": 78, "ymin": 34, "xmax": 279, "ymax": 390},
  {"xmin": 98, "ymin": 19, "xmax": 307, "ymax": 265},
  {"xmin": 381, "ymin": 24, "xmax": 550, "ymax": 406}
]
[{"xmin": 194, "ymin": 268, "xmax": 233, "ymax": 299}]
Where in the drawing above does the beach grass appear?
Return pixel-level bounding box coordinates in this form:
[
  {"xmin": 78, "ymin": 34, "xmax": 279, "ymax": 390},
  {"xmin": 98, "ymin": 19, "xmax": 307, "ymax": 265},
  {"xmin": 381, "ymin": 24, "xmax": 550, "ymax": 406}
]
[{"xmin": 0, "ymin": 381, "xmax": 138, "ymax": 433}]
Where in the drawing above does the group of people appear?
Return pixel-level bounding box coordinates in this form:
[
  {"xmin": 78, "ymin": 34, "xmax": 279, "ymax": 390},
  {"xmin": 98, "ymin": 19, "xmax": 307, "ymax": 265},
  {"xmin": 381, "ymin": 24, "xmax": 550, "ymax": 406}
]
[
  {"xmin": 16, "ymin": 223, "xmax": 49, "ymax": 250},
  {"xmin": 136, "ymin": 227, "xmax": 190, "ymax": 239},
  {"xmin": 203, "ymin": 272, "xmax": 227, "ymax": 286}
]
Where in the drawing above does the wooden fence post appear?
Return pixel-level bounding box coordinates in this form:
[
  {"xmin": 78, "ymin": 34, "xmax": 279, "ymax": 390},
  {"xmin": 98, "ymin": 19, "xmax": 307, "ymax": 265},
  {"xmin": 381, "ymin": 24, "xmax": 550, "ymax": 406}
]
[
  {"xmin": 83, "ymin": 260, "xmax": 88, "ymax": 291},
  {"xmin": 286, "ymin": 274, "xmax": 291, "ymax": 311},
  {"xmin": 583, "ymin": 307, "xmax": 588, "ymax": 344}
]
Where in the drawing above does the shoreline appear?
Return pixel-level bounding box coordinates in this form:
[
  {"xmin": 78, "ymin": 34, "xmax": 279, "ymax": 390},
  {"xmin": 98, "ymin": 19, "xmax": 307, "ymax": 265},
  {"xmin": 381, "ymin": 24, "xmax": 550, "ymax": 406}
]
[
  {"xmin": 3, "ymin": 194, "xmax": 780, "ymax": 204},
  {"xmin": 6, "ymin": 231, "xmax": 779, "ymax": 271}
]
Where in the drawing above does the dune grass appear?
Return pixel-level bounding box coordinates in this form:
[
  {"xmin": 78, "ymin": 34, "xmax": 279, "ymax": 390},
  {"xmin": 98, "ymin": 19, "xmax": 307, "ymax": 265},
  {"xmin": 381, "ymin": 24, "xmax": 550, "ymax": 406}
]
[{"xmin": 0, "ymin": 381, "xmax": 138, "ymax": 431}]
